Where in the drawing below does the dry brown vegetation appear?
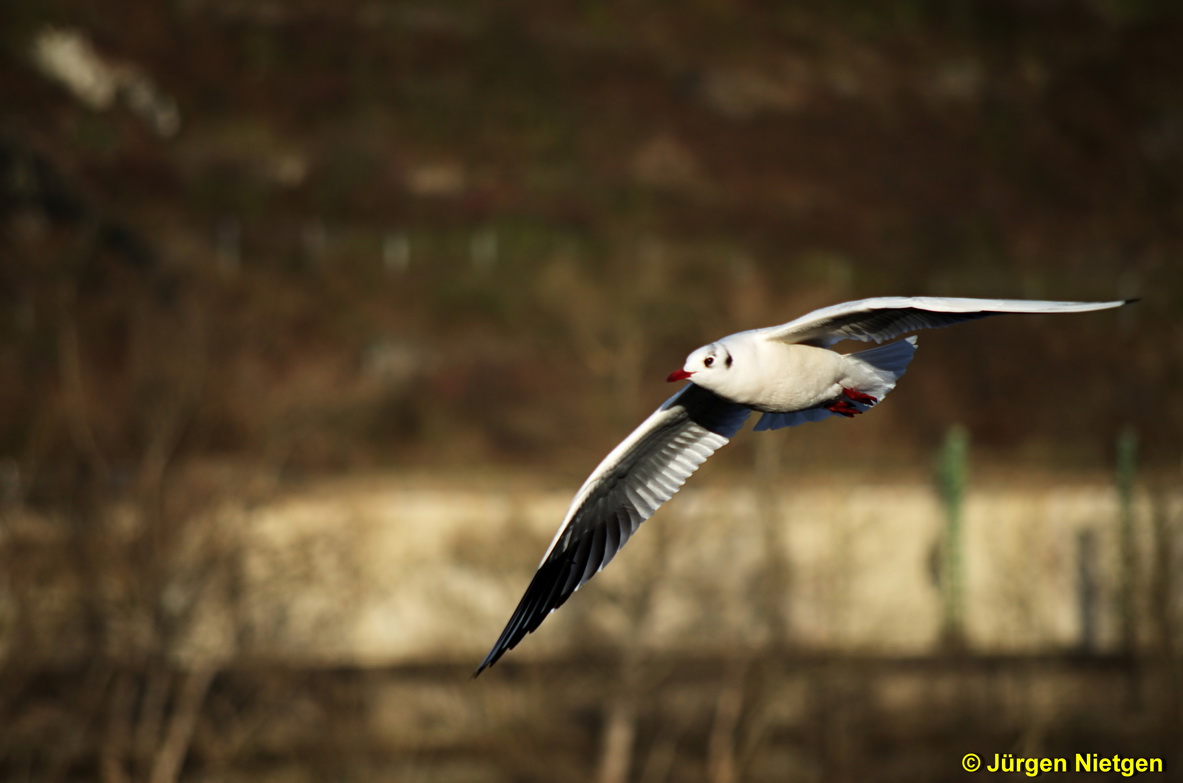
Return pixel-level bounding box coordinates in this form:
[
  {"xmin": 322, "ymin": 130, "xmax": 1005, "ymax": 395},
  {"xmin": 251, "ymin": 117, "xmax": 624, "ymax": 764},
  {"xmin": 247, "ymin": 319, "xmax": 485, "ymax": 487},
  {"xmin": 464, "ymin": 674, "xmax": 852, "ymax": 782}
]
[{"xmin": 2, "ymin": 1, "xmax": 1183, "ymax": 781}]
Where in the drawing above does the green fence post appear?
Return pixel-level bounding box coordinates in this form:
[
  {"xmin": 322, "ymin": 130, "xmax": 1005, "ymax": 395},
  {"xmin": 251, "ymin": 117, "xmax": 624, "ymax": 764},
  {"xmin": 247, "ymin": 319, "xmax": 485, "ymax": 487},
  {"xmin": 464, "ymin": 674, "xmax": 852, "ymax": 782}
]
[{"xmin": 936, "ymin": 425, "xmax": 969, "ymax": 649}]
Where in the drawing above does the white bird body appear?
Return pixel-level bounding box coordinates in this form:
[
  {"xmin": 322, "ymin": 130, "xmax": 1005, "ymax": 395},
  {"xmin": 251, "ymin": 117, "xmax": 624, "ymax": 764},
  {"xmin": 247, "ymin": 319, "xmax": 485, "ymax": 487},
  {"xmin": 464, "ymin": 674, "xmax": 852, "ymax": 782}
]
[
  {"xmin": 695, "ymin": 337, "xmax": 837, "ymax": 410},
  {"xmin": 697, "ymin": 337, "xmax": 879, "ymax": 412},
  {"xmin": 475, "ymin": 295, "xmax": 1133, "ymax": 675}
]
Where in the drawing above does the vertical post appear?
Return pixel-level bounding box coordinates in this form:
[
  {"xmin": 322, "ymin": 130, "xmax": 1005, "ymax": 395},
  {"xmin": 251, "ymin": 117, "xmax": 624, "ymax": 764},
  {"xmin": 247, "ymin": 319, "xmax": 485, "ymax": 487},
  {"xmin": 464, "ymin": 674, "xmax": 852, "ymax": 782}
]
[
  {"xmin": 936, "ymin": 425, "xmax": 968, "ymax": 649},
  {"xmin": 1116, "ymin": 426, "xmax": 1138, "ymax": 653}
]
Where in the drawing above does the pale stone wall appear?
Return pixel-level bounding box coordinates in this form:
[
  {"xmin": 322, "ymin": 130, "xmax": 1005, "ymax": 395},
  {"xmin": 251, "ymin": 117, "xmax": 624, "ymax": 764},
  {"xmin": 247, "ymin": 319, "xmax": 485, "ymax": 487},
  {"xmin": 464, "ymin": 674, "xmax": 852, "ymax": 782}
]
[{"xmin": 217, "ymin": 473, "xmax": 1173, "ymax": 665}]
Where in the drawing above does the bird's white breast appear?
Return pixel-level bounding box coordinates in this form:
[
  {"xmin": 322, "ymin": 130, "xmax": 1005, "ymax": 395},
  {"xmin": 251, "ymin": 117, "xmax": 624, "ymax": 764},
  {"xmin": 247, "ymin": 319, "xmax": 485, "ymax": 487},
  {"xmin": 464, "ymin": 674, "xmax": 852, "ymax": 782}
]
[{"xmin": 717, "ymin": 339, "xmax": 846, "ymax": 412}]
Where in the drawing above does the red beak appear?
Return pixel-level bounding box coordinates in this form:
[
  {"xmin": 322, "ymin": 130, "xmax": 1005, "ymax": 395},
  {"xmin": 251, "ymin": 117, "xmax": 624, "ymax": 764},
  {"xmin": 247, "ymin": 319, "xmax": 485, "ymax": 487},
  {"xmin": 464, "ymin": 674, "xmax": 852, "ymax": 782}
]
[{"xmin": 666, "ymin": 369, "xmax": 694, "ymax": 383}]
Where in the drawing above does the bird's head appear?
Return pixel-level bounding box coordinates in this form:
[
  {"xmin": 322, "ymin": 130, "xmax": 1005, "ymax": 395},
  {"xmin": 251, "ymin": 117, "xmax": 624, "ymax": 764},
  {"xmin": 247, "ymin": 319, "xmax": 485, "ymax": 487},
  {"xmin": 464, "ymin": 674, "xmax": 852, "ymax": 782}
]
[{"xmin": 667, "ymin": 342, "xmax": 734, "ymax": 388}]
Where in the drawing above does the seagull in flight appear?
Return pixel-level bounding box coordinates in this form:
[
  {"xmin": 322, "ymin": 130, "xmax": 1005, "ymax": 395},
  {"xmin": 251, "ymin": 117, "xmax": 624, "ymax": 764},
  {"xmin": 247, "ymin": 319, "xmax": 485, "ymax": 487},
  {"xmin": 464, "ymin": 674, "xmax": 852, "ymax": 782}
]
[{"xmin": 474, "ymin": 296, "xmax": 1132, "ymax": 675}]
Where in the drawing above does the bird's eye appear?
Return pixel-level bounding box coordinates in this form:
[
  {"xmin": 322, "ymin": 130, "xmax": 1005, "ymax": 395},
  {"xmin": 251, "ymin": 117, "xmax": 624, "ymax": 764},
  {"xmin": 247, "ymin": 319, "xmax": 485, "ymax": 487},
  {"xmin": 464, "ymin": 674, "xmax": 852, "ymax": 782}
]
[{"xmin": 704, "ymin": 357, "xmax": 715, "ymax": 367}]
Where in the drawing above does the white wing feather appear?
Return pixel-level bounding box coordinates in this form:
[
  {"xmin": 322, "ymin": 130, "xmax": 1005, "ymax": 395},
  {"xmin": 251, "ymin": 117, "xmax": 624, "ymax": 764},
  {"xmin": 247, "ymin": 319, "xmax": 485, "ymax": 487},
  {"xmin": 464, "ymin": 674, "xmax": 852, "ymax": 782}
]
[{"xmin": 760, "ymin": 296, "xmax": 1131, "ymax": 346}]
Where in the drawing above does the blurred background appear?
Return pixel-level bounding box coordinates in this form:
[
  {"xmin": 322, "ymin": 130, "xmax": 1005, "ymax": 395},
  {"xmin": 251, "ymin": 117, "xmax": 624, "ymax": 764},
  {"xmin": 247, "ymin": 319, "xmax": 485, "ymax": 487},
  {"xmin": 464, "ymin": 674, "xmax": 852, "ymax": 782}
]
[{"xmin": 2, "ymin": 1, "xmax": 1182, "ymax": 781}]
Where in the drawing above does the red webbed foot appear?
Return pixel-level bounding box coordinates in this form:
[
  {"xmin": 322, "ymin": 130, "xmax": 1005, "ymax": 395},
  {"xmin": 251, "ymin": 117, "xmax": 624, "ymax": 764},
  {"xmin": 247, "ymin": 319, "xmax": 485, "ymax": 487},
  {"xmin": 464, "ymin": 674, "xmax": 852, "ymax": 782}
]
[
  {"xmin": 825, "ymin": 388, "xmax": 879, "ymax": 417},
  {"xmin": 842, "ymin": 388, "xmax": 879, "ymax": 405},
  {"xmin": 825, "ymin": 399, "xmax": 862, "ymax": 417}
]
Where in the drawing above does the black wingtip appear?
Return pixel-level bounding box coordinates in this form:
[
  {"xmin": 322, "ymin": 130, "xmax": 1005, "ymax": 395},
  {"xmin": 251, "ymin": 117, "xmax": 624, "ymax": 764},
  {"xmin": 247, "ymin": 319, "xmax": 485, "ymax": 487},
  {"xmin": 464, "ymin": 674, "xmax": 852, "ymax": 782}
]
[
  {"xmin": 472, "ymin": 555, "xmax": 578, "ymax": 679},
  {"xmin": 472, "ymin": 622, "xmax": 519, "ymax": 679},
  {"xmin": 473, "ymin": 631, "xmax": 514, "ymax": 678},
  {"xmin": 472, "ymin": 646, "xmax": 503, "ymax": 678}
]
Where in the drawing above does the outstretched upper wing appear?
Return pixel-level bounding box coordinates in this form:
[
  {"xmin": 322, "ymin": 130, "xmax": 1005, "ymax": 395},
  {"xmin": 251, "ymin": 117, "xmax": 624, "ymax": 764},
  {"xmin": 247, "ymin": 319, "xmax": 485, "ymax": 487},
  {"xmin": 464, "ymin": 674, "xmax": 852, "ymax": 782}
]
[
  {"xmin": 759, "ymin": 296, "xmax": 1132, "ymax": 347},
  {"xmin": 475, "ymin": 384, "xmax": 751, "ymax": 675}
]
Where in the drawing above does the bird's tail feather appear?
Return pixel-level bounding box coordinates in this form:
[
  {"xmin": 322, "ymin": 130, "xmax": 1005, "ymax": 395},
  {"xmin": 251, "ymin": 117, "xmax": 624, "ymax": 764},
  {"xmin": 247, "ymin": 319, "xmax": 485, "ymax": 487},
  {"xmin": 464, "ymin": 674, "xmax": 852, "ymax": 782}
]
[{"xmin": 845, "ymin": 335, "xmax": 918, "ymax": 400}]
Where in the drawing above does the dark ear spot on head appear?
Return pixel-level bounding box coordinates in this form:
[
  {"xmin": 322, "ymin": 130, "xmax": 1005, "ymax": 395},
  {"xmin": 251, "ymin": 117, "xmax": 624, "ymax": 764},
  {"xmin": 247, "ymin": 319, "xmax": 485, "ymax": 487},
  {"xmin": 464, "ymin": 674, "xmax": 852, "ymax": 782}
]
[{"xmin": 725, "ymin": 355, "xmax": 733, "ymax": 368}]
